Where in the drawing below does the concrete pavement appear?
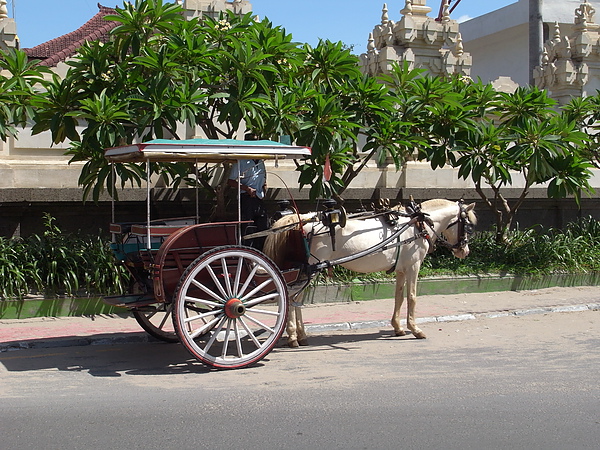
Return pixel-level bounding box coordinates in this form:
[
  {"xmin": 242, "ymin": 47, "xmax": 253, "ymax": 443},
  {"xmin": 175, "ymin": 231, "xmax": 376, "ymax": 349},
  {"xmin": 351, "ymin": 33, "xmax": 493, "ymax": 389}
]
[{"xmin": 1, "ymin": 286, "xmax": 599, "ymax": 352}]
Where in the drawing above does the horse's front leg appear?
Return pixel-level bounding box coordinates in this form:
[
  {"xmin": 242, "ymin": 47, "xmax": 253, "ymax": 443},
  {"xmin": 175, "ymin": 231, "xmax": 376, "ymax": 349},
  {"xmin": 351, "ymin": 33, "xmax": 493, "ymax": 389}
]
[
  {"xmin": 391, "ymin": 271, "xmax": 406, "ymax": 336},
  {"xmin": 405, "ymin": 268, "xmax": 426, "ymax": 339}
]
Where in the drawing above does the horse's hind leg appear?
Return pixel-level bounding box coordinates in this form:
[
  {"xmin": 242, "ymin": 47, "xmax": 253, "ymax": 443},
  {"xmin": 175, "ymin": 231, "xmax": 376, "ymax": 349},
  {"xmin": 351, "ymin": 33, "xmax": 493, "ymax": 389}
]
[
  {"xmin": 287, "ymin": 292, "xmax": 309, "ymax": 348},
  {"xmin": 295, "ymin": 306, "xmax": 308, "ymax": 346},
  {"xmin": 287, "ymin": 305, "xmax": 300, "ymax": 347},
  {"xmin": 405, "ymin": 269, "xmax": 426, "ymax": 339},
  {"xmin": 287, "ymin": 305, "xmax": 309, "ymax": 347},
  {"xmin": 391, "ymin": 271, "xmax": 407, "ymax": 336}
]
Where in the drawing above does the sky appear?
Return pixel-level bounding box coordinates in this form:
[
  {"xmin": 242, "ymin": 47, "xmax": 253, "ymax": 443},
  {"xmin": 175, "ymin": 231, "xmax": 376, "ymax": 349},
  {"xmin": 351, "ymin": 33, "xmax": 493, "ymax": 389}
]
[{"xmin": 10, "ymin": 0, "xmax": 517, "ymax": 52}]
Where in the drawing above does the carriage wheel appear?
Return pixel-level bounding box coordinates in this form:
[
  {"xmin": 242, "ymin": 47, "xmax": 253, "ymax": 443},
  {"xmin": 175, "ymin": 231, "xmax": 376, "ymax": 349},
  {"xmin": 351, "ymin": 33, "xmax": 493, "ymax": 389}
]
[
  {"xmin": 173, "ymin": 245, "xmax": 288, "ymax": 369},
  {"xmin": 127, "ymin": 278, "xmax": 179, "ymax": 343},
  {"xmin": 132, "ymin": 303, "xmax": 179, "ymax": 343}
]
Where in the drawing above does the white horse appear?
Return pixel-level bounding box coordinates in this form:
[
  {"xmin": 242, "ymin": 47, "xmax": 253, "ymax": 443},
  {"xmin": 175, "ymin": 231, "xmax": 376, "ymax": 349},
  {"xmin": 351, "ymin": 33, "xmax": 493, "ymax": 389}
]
[{"xmin": 263, "ymin": 198, "xmax": 476, "ymax": 347}]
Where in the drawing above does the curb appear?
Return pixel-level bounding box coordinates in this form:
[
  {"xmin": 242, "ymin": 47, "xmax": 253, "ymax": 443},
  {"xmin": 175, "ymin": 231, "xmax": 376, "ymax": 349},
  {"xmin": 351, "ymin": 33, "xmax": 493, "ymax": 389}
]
[
  {"xmin": 2, "ymin": 303, "xmax": 597, "ymax": 353},
  {"xmin": 303, "ymin": 303, "xmax": 600, "ymax": 333}
]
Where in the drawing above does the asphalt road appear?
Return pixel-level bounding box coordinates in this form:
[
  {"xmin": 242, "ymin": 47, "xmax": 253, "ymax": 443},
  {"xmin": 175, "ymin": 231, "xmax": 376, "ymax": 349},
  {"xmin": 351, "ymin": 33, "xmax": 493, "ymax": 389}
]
[{"xmin": 1, "ymin": 310, "xmax": 598, "ymax": 449}]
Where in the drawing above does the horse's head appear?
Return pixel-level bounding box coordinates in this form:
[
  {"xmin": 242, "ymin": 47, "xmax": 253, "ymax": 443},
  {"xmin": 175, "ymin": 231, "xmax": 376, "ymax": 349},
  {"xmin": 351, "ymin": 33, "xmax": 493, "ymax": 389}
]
[{"xmin": 441, "ymin": 200, "xmax": 477, "ymax": 259}]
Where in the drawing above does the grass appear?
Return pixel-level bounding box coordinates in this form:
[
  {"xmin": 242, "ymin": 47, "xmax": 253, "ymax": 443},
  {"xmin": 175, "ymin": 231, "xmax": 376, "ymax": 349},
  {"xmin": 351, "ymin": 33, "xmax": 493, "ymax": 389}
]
[{"xmin": 422, "ymin": 215, "xmax": 600, "ymax": 277}]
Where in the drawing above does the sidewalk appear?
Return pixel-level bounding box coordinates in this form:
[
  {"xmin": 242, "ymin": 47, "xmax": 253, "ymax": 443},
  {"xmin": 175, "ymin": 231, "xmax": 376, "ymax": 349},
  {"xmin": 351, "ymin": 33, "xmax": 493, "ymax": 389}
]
[{"xmin": 1, "ymin": 286, "xmax": 599, "ymax": 351}]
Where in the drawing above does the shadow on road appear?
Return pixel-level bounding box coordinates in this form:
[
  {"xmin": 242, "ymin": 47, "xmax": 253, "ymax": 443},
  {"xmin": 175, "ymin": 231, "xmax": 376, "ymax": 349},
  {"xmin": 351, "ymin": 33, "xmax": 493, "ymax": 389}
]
[{"xmin": 0, "ymin": 326, "xmax": 423, "ymax": 376}]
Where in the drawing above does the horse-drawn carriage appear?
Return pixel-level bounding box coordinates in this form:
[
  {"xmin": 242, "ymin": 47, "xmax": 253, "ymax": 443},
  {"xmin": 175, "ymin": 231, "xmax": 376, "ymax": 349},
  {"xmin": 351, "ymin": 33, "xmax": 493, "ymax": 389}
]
[{"xmin": 103, "ymin": 139, "xmax": 476, "ymax": 369}]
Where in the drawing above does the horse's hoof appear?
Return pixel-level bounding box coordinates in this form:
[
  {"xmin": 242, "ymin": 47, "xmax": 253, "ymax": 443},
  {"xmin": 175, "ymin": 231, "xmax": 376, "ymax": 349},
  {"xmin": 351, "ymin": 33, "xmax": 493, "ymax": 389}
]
[
  {"xmin": 298, "ymin": 338, "xmax": 309, "ymax": 346},
  {"xmin": 395, "ymin": 330, "xmax": 407, "ymax": 337},
  {"xmin": 288, "ymin": 340, "xmax": 299, "ymax": 348},
  {"xmin": 413, "ymin": 331, "xmax": 427, "ymax": 339}
]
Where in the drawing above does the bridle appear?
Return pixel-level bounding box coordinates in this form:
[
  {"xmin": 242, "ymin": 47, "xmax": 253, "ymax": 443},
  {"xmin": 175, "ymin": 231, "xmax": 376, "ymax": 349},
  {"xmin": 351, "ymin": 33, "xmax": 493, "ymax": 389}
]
[
  {"xmin": 441, "ymin": 200, "xmax": 474, "ymax": 251},
  {"xmin": 426, "ymin": 200, "xmax": 474, "ymax": 252}
]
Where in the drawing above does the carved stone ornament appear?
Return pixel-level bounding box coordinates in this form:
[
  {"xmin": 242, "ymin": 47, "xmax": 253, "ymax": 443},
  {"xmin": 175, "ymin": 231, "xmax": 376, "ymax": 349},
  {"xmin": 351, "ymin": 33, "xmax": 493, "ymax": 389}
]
[{"xmin": 360, "ymin": 0, "xmax": 471, "ymax": 78}]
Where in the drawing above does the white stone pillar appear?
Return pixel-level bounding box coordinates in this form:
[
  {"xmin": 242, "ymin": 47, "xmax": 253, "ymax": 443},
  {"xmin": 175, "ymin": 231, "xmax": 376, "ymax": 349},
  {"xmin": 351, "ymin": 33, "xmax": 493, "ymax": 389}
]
[{"xmin": 0, "ymin": 0, "xmax": 18, "ymax": 52}]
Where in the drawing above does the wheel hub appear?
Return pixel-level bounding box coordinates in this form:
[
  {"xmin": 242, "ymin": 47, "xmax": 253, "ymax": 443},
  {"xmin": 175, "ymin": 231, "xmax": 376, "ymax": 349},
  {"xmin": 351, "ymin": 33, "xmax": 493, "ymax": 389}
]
[{"xmin": 224, "ymin": 298, "xmax": 246, "ymax": 318}]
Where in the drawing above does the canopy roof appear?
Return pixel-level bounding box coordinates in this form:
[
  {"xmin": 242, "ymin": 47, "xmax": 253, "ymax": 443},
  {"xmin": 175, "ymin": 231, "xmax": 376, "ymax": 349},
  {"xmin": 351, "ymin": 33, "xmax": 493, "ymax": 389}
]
[{"xmin": 104, "ymin": 139, "xmax": 311, "ymax": 163}]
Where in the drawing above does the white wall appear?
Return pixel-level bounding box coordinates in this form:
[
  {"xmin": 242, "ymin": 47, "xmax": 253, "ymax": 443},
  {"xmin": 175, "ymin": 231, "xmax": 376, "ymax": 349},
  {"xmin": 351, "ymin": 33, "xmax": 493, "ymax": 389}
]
[
  {"xmin": 460, "ymin": 0, "xmax": 600, "ymax": 86},
  {"xmin": 464, "ymin": 23, "xmax": 529, "ymax": 85}
]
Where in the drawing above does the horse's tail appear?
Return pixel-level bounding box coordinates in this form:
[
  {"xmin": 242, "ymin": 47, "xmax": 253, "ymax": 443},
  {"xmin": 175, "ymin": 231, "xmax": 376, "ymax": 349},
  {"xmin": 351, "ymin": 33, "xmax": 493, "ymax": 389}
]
[{"xmin": 263, "ymin": 214, "xmax": 302, "ymax": 268}]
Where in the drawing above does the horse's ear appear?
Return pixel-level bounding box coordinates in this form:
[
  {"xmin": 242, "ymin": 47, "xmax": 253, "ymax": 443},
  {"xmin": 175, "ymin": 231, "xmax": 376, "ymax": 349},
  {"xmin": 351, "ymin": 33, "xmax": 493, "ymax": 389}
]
[{"xmin": 464, "ymin": 202, "xmax": 475, "ymax": 212}]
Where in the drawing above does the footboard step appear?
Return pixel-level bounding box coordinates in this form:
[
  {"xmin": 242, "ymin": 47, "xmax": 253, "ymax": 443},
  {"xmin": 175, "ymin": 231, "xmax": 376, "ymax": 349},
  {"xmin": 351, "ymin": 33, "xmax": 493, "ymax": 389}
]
[{"xmin": 102, "ymin": 294, "xmax": 157, "ymax": 308}]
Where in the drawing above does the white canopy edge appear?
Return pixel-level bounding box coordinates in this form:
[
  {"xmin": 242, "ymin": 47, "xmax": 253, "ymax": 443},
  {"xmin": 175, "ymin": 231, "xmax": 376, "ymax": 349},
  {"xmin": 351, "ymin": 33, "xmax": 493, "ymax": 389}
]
[{"xmin": 104, "ymin": 139, "xmax": 312, "ymax": 163}]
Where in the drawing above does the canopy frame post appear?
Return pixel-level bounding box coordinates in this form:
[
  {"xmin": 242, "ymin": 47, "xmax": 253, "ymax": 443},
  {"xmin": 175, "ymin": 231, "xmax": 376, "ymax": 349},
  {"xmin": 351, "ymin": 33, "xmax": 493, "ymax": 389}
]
[
  {"xmin": 236, "ymin": 163, "xmax": 242, "ymax": 245},
  {"xmin": 146, "ymin": 159, "xmax": 151, "ymax": 251}
]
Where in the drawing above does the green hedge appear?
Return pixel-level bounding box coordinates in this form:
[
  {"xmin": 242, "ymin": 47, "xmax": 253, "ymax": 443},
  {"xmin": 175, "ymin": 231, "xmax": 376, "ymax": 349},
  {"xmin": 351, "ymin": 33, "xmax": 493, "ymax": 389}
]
[
  {"xmin": 0, "ymin": 214, "xmax": 128, "ymax": 300},
  {"xmin": 422, "ymin": 215, "xmax": 600, "ymax": 277},
  {"xmin": 2, "ymin": 214, "xmax": 600, "ymax": 300}
]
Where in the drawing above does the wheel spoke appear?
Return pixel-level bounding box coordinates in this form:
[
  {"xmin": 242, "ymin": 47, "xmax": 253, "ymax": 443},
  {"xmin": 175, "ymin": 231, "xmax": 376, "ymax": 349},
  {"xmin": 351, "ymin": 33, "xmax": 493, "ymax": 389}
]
[
  {"xmin": 238, "ymin": 316, "xmax": 262, "ymax": 349},
  {"xmin": 203, "ymin": 316, "xmax": 227, "ymax": 353},
  {"xmin": 236, "ymin": 262, "xmax": 260, "ymax": 299},
  {"xmin": 184, "ymin": 309, "xmax": 221, "ymax": 324},
  {"xmin": 245, "ymin": 307, "xmax": 280, "ymax": 317},
  {"xmin": 221, "ymin": 318, "xmax": 233, "ymax": 358},
  {"xmin": 243, "ymin": 313, "xmax": 275, "ymax": 335},
  {"xmin": 156, "ymin": 305, "xmax": 172, "ymax": 329},
  {"xmin": 132, "ymin": 303, "xmax": 178, "ymax": 343},
  {"xmin": 184, "ymin": 295, "xmax": 222, "ymax": 309},
  {"xmin": 233, "ymin": 256, "xmax": 244, "ymax": 297},
  {"xmin": 221, "ymin": 258, "xmax": 233, "ymax": 298},
  {"xmin": 233, "ymin": 320, "xmax": 243, "ymax": 358},
  {"xmin": 189, "ymin": 314, "xmax": 222, "ymax": 339},
  {"xmin": 242, "ymin": 278, "xmax": 277, "ymax": 302},
  {"xmin": 191, "ymin": 279, "xmax": 224, "ymax": 303},
  {"xmin": 243, "ymin": 292, "xmax": 280, "ymax": 308},
  {"xmin": 207, "ymin": 263, "xmax": 229, "ymax": 299}
]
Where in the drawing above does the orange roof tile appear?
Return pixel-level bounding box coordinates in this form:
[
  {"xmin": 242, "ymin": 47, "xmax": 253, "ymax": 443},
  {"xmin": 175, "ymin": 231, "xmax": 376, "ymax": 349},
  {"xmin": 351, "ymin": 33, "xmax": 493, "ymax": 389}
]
[{"xmin": 24, "ymin": 4, "xmax": 118, "ymax": 67}]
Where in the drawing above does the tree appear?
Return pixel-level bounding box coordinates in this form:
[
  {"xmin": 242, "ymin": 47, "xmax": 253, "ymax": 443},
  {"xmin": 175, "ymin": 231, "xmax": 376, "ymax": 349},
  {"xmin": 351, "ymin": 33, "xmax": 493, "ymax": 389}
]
[
  {"xmin": 382, "ymin": 64, "xmax": 594, "ymax": 243},
  {"xmin": 30, "ymin": 0, "xmax": 412, "ymax": 208},
  {"xmin": 561, "ymin": 94, "xmax": 600, "ymax": 170},
  {"xmin": 0, "ymin": 48, "xmax": 51, "ymax": 140},
  {"xmin": 25, "ymin": 0, "xmax": 596, "ymax": 236}
]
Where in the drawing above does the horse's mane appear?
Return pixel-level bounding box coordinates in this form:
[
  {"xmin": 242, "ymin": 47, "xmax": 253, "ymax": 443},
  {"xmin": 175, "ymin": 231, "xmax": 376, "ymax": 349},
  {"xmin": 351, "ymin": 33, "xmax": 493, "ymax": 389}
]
[
  {"xmin": 263, "ymin": 213, "xmax": 313, "ymax": 268},
  {"xmin": 421, "ymin": 198, "xmax": 477, "ymax": 225},
  {"xmin": 421, "ymin": 198, "xmax": 452, "ymax": 209}
]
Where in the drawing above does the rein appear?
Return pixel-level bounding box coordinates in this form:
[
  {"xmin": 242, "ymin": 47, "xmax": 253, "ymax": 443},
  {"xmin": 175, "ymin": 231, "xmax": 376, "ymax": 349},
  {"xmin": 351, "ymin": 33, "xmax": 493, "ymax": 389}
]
[{"xmin": 307, "ymin": 214, "xmax": 422, "ymax": 274}]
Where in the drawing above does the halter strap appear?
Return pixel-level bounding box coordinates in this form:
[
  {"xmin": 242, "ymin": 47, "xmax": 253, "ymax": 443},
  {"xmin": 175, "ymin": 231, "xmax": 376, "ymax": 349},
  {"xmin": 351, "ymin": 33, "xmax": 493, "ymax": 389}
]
[{"xmin": 424, "ymin": 200, "xmax": 473, "ymax": 251}]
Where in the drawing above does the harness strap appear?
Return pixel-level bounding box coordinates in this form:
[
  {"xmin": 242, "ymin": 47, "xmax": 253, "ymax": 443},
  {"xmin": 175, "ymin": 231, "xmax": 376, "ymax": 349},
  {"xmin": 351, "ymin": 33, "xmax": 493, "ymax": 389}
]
[{"xmin": 386, "ymin": 221, "xmax": 431, "ymax": 273}]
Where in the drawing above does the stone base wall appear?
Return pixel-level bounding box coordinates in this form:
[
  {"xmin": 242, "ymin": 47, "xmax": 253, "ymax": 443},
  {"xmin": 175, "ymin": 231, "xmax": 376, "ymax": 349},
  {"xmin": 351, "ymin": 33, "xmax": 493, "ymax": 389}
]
[{"xmin": 2, "ymin": 186, "xmax": 598, "ymax": 238}]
